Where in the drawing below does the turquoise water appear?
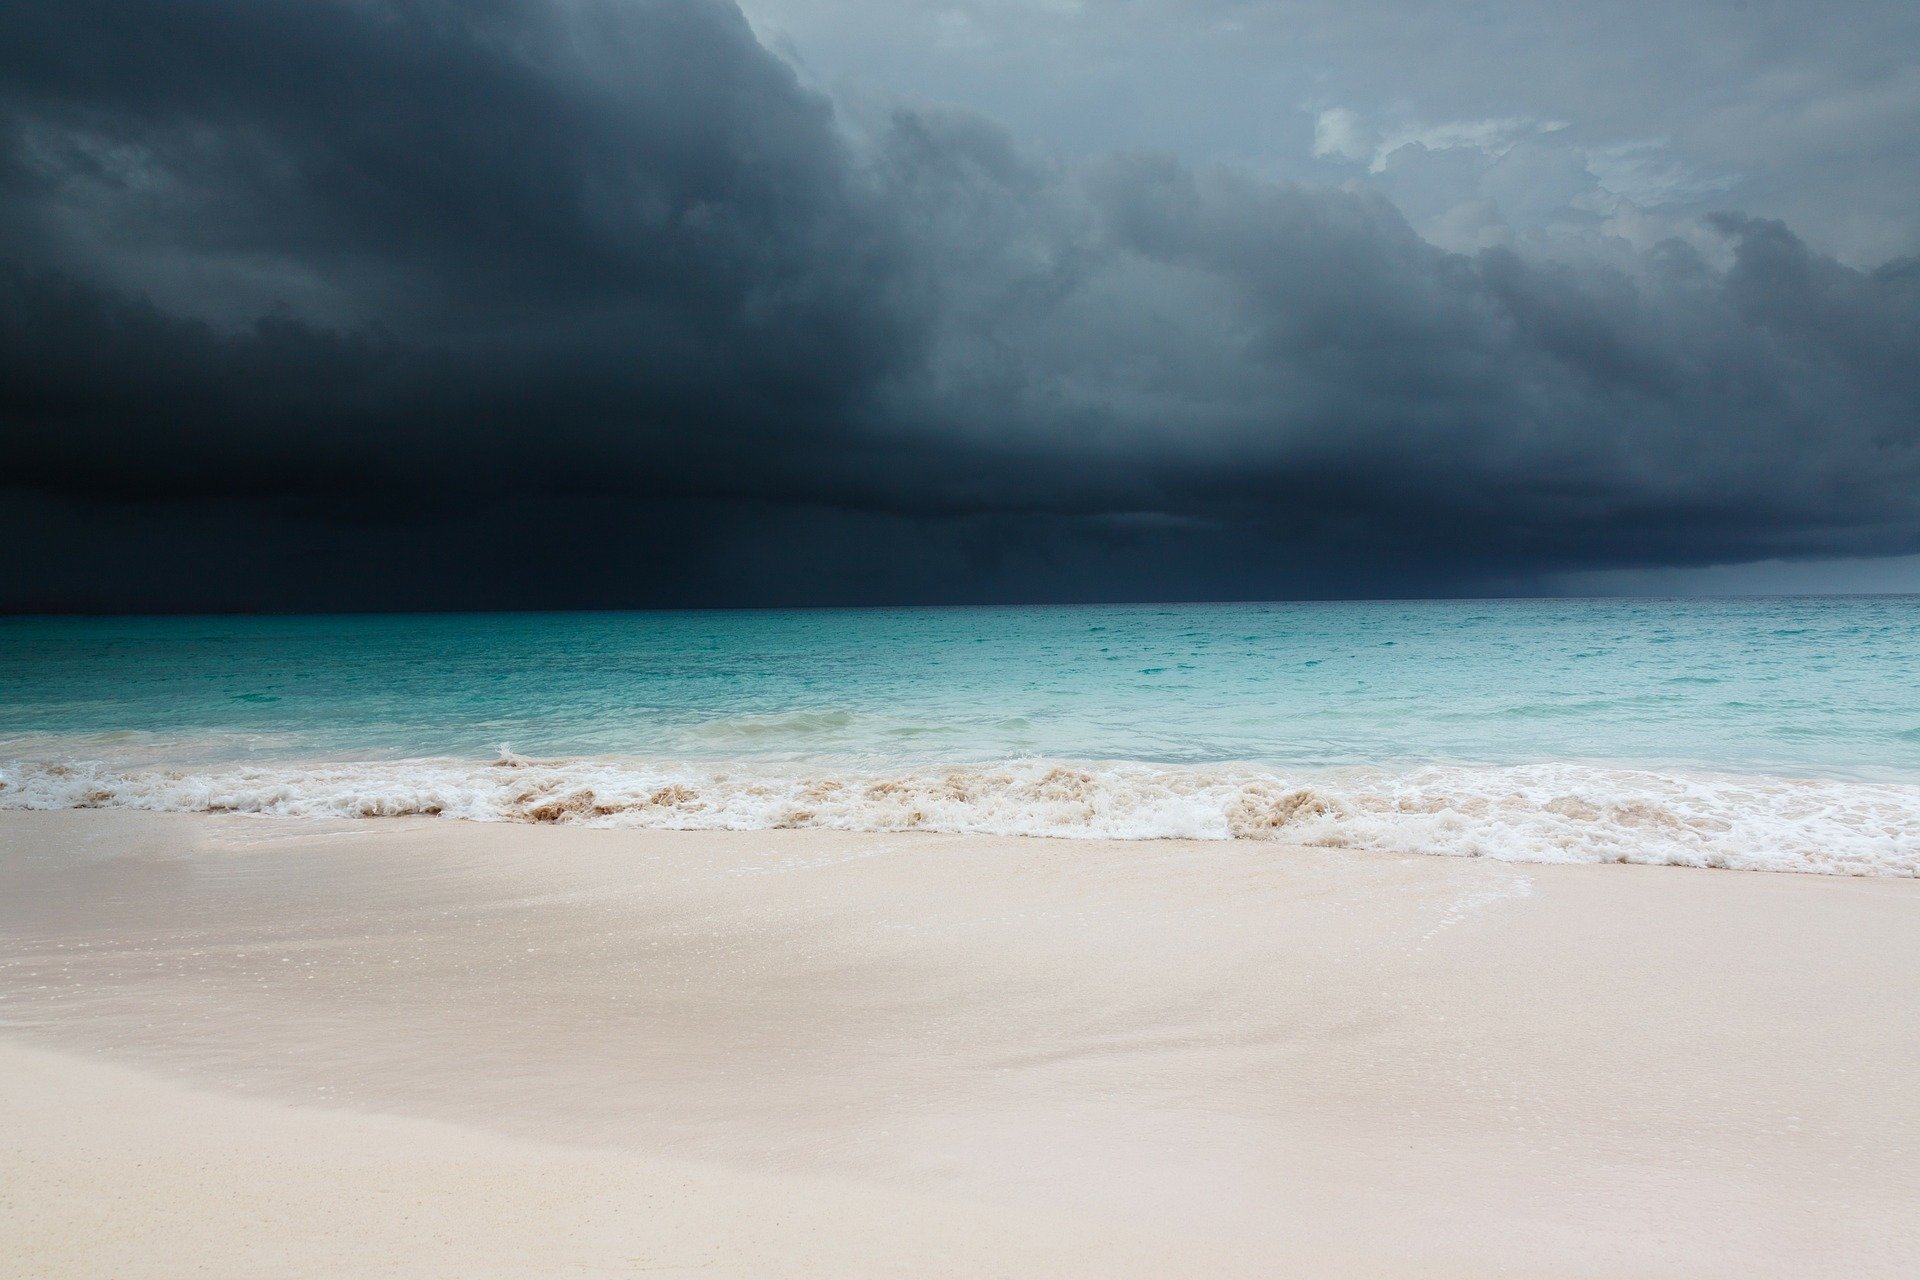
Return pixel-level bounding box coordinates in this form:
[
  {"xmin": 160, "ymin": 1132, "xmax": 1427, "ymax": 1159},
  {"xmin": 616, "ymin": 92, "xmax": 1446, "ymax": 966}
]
[
  {"xmin": 4, "ymin": 598, "xmax": 1918, "ymax": 774},
  {"xmin": 3, "ymin": 599, "xmax": 1918, "ymax": 874}
]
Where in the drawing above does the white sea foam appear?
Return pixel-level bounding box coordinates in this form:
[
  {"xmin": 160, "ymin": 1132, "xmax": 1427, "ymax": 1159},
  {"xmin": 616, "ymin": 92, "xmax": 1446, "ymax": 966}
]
[{"xmin": 2, "ymin": 750, "xmax": 1915, "ymax": 877}]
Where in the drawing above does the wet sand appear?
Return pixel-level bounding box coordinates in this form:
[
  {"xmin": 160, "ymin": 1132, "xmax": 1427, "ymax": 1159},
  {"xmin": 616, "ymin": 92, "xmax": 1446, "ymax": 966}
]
[{"xmin": 2, "ymin": 809, "xmax": 1916, "ymax": 1277}]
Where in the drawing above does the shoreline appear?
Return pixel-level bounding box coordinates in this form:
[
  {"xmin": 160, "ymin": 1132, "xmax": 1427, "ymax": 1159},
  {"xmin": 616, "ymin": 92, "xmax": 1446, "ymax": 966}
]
[
  {"xmin": 5, "ymin": 750, "xmax": 1918, "ymax": 876},
  {"xmin": 3, "ymin": 809, "xmax": 1917, "ymax": 1277}
]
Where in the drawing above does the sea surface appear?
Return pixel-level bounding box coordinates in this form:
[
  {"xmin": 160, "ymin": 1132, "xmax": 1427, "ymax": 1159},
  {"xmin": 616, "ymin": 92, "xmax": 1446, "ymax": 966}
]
[{"xmin": 3, "ymin": 599, "xmax": 1918, "ymax": 875}]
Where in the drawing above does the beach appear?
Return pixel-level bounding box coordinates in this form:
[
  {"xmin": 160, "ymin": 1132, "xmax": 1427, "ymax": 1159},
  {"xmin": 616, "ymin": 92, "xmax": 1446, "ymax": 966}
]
[
  {"xmin": 3, "ymin": 808, "xmax": 1915, "ymax": 1278},
  {"xmin": 7, "ymin": 0, "xmax": 1920, "ymax": 1270}
]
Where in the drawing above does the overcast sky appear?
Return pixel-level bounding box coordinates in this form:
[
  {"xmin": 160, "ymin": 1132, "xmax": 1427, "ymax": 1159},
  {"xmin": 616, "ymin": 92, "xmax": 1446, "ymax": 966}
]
[{"xmin": 3, "ymin": 0, "xmax": 1917, "ymax": 610}]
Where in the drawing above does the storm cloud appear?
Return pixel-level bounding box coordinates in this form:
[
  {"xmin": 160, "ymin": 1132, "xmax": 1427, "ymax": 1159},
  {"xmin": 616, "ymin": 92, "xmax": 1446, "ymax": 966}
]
[{"xmin": 3, "ymin": 0, "xmax": 1917, "ymax": 609}]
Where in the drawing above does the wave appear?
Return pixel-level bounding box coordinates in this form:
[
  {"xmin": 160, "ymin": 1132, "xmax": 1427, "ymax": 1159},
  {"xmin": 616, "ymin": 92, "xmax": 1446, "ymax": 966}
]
[{"xmin": 2, "ymin": 750, "xmax": 1915, "ymax": 877}]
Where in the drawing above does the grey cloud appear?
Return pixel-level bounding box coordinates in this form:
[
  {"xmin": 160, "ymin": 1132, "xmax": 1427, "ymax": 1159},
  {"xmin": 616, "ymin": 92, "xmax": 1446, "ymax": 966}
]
[
  {"xmin": 2, "ymin": 0, "xmax": 1918, "ymax": 610},
  {"xmin": 748, "ymin": 0, "xmax": 1920, "ymax": 263}
]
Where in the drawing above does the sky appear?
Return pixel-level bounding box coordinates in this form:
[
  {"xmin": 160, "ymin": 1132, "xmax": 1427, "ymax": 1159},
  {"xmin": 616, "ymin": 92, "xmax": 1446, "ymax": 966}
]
[{"xmin": 2, "ymin": 0, "xmax": 1917, "ymax": 611}]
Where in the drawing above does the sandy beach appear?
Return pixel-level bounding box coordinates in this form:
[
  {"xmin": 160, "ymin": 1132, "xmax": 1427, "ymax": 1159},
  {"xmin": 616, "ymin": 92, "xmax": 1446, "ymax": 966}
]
[
  {"xmin": 8, "ymin": 0, "xmax": 1920, "ymax": 1273},
  {"xmin": 2, "ymin": 808, "xmax": 1916, "ymax": 1278}
]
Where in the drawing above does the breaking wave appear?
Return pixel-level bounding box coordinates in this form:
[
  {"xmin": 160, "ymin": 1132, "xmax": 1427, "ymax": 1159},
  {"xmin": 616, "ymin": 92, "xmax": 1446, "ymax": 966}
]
[{"xmin": 3, "ymin": 749, "xmax": 1916, "ymax": 877}]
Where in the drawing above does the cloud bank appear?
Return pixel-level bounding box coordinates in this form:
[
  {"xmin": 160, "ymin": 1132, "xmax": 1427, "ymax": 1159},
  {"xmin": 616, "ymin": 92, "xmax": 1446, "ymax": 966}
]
[{"xmin": 2, "ymin": 0, "xmax": 1917, "ymax": 609}]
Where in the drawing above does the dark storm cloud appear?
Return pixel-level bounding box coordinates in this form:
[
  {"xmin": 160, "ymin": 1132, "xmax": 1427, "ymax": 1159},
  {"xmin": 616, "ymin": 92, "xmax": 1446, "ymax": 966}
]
[{"xmin": 2, "ymin": 0, "xmax": 1917, "ymax": 610}]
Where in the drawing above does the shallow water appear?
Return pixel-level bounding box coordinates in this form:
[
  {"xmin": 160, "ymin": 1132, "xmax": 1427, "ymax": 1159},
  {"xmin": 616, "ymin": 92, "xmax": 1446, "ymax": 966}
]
[{"xmin": 3, "ymin": 599, "xmax": 1918, "ymax": 873}]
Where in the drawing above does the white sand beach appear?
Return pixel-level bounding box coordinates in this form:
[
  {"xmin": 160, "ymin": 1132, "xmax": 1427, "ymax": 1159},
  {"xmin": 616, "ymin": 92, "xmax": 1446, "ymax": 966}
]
[{"xmin": 2, "ymin": 809, "xmax": 1916, "ymax": 1278}]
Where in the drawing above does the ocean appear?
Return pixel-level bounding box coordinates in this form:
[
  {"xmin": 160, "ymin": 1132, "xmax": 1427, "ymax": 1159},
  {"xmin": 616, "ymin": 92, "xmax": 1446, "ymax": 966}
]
[{"xmin": 3, "ymin": 598, "xmax": 1917, "ymax": 875}]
